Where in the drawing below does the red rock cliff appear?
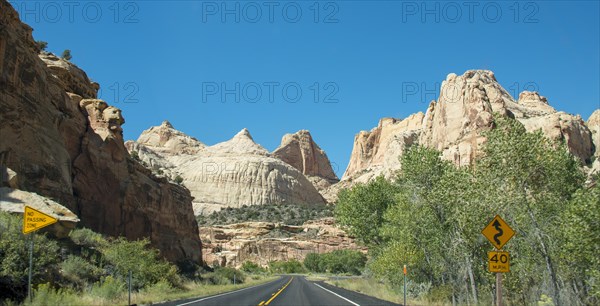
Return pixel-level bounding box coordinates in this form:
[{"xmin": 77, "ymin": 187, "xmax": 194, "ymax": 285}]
[{"xmin": 0, "ymin": 0, "xmax": 201, "ymax": 263}]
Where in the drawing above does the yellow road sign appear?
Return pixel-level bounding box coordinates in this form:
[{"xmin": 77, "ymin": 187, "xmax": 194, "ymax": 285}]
[
  {"xmin": 22, "ymin": 206, "xmax": 58, "ymax": 234},
  {"xmin": 488, "ymin": 251, "xmax": 510, "ymax": 273},
  {"xmin": 482, "ymin": 215, "xmax": 515, "ymax": 249}
]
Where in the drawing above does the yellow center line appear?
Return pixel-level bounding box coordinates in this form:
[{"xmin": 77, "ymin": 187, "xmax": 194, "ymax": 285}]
[{"xmin": 257, "ymin": 277, "xmax": 294, "ymax": 306}]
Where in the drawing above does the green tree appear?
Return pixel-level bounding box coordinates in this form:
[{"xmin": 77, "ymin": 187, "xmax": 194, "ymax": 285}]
[
  {"xmin": 174, "ymin": 175, "xmax": 184, "ymax": 185},
  {"xmin": 35, "ymin": 41, "xmax": 48, "ymax": 51},
  {"xmin": 303, "ymin": 253, "xmax": 322, "ymax": 273},
  {"xmin": 347, "ymin": 116, "xmax": 588, "ymax": 304},
  {"xmin": 334, "ymin": 176, "xmax": 397, "ymax": 246},
  {"xmin": 476, "ymin": 117, "xmax": 584, "ymax": 305},
  {"xmin": 560, "ymin": 184, "xmax": 600, "ymax": 304},
  {"xmin": 61, "ymin": 49, "xmax": 72, "ymax": 61}
]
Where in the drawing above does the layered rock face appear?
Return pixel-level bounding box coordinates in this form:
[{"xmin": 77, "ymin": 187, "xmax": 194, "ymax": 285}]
[
  {"xmin": 342, "ymin": 113, "xmax": 424, "ymax": 180},
  {"xmin": 0, "ymin": 1, "xmax": 201, "ymax": 263},
  {"xmin": 333, "ymin": 70, "xmax": 597, "ymax": 201},
  {"xmin": 586, "ymin": 110, "xmax": 599, "ymax": 157},
  {"xmin": 126, "ymin": 124, "xmax": 327, "ymax": 215},
  {"xmin": 587, "ymin": 110, "xmax": 600, "ymax": 177},
  {"xmin": 272, "ymin": 130, "xmax": 339, "ymax": 190},
  {"xmin": 200, "ymin": 218, "xmax": 366, "ymax": 268}
]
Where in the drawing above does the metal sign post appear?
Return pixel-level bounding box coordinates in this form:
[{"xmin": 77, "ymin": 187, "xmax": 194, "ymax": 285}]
[
  {"xmin": 482, "ymin": 215, "xmax": 515, "ymax": 306},
  {"xmin": 128, "ymin": 270, "xmax": 132, "ymax": 306},
  {"xmin": 496, "ymin": 272, "xmax": 502, "ymax": 306},
  {"xmin": 27, "ymin": 234, "xmax": 34, "ymax": 303},
  {"xmin": 403, "ymin": 264, "xmax": 407, "ymax": 306}
]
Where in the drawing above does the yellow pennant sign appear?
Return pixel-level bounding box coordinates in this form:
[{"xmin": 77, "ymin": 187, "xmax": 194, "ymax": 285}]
[
  {"xmin": 22, "ymin": 206, "xmax": 58, "ymax": 234},
  {"xmin": 488, "ymin": 251, "xmax": 510, "ymax": 273},
  {"xmin": 482, "ymin": 215, "xmax": 515, "ymax": 250}
]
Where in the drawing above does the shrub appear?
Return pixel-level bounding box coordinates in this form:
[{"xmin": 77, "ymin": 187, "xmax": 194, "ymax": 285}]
[
  {"xmin": 174, "ymin": 175, "xmax": 184, "ymax": 184},
  {"xmin": 60, "ymin": 256, "xmax": 102, "ymax": 288},
  {"xmin": 214, "ymin": 267, "xmax": 245, "ymax": 284},
  {"xmin": 27, "ymin": 283, "xmax": 79, "ymax": 306},
  {"xmin": 100, "ymin": 238, "xmax": 181, "ymax": 290},
  {"xmin": 0, "ymin": 212, "xmax": 60, "ymax": 301},
  {"xmin": 241, "ymin": 261, "xmax": 266, "ymax": 274},
  {"xmin": 90, "ymin": 276, "xmax": 125, "ymax": 301},
  {"xmin": 69, "ymin": 228, "xmax": 107, "ymax": 248},
  {"xmin": 61, "ymin": 49, "xmax": 72, "ymax": 61},
  {"xmin": 303, "ymin": 250, "xmax": 366, "ymax": 275},
  {"xmin": 35, "ymin": 41, "xmax": 48, "ymax": 51},
  {"xmin": 268, "ymin": 260, "xmax": 306, "ymax": 274},
  {"xmin": 303, "ymin": 253, "xmax": 321, "ymax": 273},
  {"xmin": 130, "ymin": 151, "xmax": 140, "ymax": 161}
]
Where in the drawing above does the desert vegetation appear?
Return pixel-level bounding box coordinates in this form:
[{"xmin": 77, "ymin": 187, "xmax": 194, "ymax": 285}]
[
  {"xmin": 0, "ymin": 213, "xmax": 273, "ymax": 305},
  {"xmin": 303, "ymin": 250, "xmax": 366, "ymax": 275},
  {"xmin": 196, "ymin": 203, "xmax": 333, "ymax": 226}
]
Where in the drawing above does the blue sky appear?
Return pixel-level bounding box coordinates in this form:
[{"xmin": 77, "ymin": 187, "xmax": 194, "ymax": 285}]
[{"xmin": 11, "ymin": 0, "xmax": 600, "ymax": 177}]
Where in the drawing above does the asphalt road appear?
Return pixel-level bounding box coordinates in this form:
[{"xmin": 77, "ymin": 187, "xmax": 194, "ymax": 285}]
[{"xmin": 157, "ymin": 275, "xmax": 401, "ymax": 306}]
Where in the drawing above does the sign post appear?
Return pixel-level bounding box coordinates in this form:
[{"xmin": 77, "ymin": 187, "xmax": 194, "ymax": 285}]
[
  {"xmin": 27, "ymin": 235, "xmax": 33, "ymax": 302},
  {"xmin": 22, "ymin": 206, "xmax": 58, "ymax": 302},
  {"xmin": 403, "ymin": 264, "xmax": 407, "ymax": 306},
  {"xmin": 482, "ymin": 215, "xmax": 515, "ymax": 306}
]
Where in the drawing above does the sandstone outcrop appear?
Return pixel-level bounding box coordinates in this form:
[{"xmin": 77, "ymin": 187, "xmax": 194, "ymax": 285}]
[
  {"xmin": 200, "ymin": 218, "xmax": 366, "ymax": 268},
  {"xmin": 588, "ymin": 110, "xmax": 600, "ymax": 157},
  {"xmin": 587, "ymin": 110, "xmax": 600, "ymax": 179},
  {"xmin": 126, "ymin": 124, "xmax": 327, "ymax": 215},
  {"xmin": 272, "ymin": 130, "xmax": 339, "ymax": 189},
  {"xmin": 0, "ymin": 187, "xmax": 79, "ymax": 238},
  {"xmin": 0, "ymin": 1, "xmax": 201, "ymax": 263},
  {"xmin": 333, "ymin": 70, "xmax": 597, "ymax": 202},
  {"xmin": 342, "ymin": 113, "xmax": 424, "ymax": 180}
]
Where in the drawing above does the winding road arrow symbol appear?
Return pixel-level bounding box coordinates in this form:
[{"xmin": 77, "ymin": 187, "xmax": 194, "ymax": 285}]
[{"xmin": 492, "ymin": 219, "xmax": 503, "ymax": 245}]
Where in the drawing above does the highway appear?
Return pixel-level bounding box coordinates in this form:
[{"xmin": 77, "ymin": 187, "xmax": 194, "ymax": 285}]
[{"xmin": 157, "ymin": 275, "xmax": 401, "ymax": 306}]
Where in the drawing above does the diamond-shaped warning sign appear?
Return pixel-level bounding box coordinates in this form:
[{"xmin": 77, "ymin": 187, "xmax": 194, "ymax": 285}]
[{"xmin": 482, "ymin": 215, "xmax": 515, "ymax": 250}]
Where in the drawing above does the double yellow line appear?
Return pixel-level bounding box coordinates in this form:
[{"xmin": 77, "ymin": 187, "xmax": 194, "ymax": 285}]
[{"xmin": 258, "ymin": 277, "xmax": 294, "ymax": 306}]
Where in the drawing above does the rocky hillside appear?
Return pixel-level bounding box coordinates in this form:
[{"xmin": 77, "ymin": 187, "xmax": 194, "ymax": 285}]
[
  {"xmin": 0, "ymin": 1, "xmax": 201, "ymax": 263},
  {"xmin": 200, "ymin": 218, "xmax": 366, "ymax": 268},
  {"xmin": 326, "ymin": 70, "xmax": 598, "ymax": 202},
  {"xmin": 126, "ymin": 124, "xmax": 334, "ymax": 215}
]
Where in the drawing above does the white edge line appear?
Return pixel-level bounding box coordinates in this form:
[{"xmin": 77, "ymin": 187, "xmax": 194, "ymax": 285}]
[
  {"xmin": 314, "ymin": 283, "xmax": 360, "ymax": 306},
  {"xmin": 176, "ymin": 277, "xmax": 285, "ymax": 306}
]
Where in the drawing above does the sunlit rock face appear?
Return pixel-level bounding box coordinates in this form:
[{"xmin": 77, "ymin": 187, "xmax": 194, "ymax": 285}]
[
  {"xmin": 0, "ymin": 1, "xmax": 201, "ymax": 263},
  {"xmin": 127, "ymin": 124, "xmax": 328, "ymax": 215},
  {"xmin": 200, "ymin": 218, "xmax": 366, "ymax": 268},
  {"xmin": 329, "ymin": 70, "xmax": 597, "ymax": 202}
]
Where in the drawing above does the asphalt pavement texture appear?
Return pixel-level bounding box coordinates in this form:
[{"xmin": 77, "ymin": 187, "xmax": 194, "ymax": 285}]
[{"xmin": 156, "ymin": 275, "xmax": 401, "ymax": 306}]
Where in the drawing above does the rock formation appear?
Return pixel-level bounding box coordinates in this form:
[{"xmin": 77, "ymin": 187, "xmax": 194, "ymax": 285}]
[
  {"xmin": 272, "ymin": 130, "xmax": 339, "ymax": 190},
  {"xmin": 587, "ymin": 109, "xmax": 600, "ymax": 157},
  {"xmin": 200, "ymin": 218, "xmax": 366, "ymax": 268},
  {"xmin": 587, "ymin": 110, "xmax": 600, "ymax": 178},
  {"xmin": 126, "ymin": 124, "xmax": 327, "ymax": 215},
  {"xmin": 0, "ymin": 186, "xmax": 79, "ymax": 238},
  {"xmin": 331, "ymin": 70, "xmax": 597, "ymax": 202},
  {"xmin": 0, "ymin": 1, "xmax": 201, "ymax": 263}
]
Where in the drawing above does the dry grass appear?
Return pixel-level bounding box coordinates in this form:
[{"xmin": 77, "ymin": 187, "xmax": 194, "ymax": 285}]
[
  {"xmin": 23, "ymin": 275, "xmax": 278, "ymax": 306},
  {"xmin": 132, "ymin": 276, "xmax": 278, "ymax": 305},
  {"xmin": 325, "ymin": 278, "xmax": 450, "ymax": 306}
]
